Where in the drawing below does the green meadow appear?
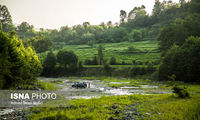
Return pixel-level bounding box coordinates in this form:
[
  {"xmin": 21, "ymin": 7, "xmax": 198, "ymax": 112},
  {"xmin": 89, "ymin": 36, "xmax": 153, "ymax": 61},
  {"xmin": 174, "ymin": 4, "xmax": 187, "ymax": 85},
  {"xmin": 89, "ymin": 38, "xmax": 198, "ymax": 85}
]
[{"xmin": 29, "ymin": 78, "xmax": 200, "ymax": 120}]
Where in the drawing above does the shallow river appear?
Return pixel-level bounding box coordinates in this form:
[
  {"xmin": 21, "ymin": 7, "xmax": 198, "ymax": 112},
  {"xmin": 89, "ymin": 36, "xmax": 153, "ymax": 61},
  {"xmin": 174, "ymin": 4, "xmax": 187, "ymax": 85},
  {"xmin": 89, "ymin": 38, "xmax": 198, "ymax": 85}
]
[
  {"xmin": 0, "ymin": 77, "xmax": 171, "ymax": 117},
  {"xmin": 40, "ymin": 77, "xmax": 171, "ymax": 99}
]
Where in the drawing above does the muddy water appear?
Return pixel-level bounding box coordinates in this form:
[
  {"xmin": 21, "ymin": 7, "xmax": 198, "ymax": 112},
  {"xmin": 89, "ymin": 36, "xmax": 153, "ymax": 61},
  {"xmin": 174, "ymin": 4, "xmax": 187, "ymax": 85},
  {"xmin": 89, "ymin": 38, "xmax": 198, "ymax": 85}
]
[
  {"xmin": 0, "ymin": 77, "xmax": 171, "ymax": 117},
  {"xmin": 39, "ymin": 77, "xmax": 171, "ymax": 99}
]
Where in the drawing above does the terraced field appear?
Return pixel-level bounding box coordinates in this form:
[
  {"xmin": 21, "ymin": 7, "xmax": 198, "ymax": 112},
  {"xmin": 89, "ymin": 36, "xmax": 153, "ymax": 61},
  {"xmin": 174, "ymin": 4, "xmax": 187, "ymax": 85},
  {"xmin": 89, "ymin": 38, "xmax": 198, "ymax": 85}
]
[{"xmin": 51, "ymin": 40, "xmax": 160, "ymax": 64}]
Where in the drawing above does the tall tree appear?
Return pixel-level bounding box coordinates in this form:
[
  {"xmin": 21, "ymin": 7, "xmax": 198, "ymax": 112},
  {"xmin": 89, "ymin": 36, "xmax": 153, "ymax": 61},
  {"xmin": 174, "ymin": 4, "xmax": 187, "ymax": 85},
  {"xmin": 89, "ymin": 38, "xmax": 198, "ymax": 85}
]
[
  {"xmin": 100, "ymin": 22, "xmax": 106, "ymax": 29},
  {"xmin": 152, "ymin": 0, "xmax": 163, "ymax": 18},
  {"xmin": 0, "ymin": 31, "xmax": 42, "ymax": 89},
  {"xmin": 128, "ymin": 5, "xmax": 147, "ymax": 20},
  {"xmin": 42, "ymin": 51, "xmax": 57, "ymax": 76},
  {"xmin": 120, "ymin": 10, "xmax": 127, "ymax": 23},
  {"xmin": 0, "ymin": 5, "xmax": 14, "ymax": 32},
  {"xmin": 107, "ymin": 21, "xmax": 112, "ymax": 28},
  {"xmin": 83, "ymin": 22, "xmax": 90, "ymax": 28},
  {"xmin": 98, "ymin": 45, "xmax": 105, "ymax": 65}
]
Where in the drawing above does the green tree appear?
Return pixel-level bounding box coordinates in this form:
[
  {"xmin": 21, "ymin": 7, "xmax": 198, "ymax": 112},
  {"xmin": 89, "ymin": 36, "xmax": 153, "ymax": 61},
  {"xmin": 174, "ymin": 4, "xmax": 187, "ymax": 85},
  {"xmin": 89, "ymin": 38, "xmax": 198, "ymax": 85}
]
[
  {"xmin": 147, "ymin": 61, "xmax": 154, "ymax": 73},
  {"xmin": 0, "ymin": 31, "xmax": 42, "ymax": 89},
  {"xmin": 83, "ymin": 22, "xmax": 90, "ymax": 28},
  {"xmin": 159, "ymin": 36, "xmax": 200, "ymax": 83},
  {"xmin": 110, "ymin": 57, "xmax": 116, "ymax": 65},
  {"xmin": 42, "ymin": 51, "xmax": 57, "ymax": 76},
  {"xmin": 29, "ymin": 35, "xmax": 52, "ymax": 53},
  {"xmin": 0, "ymin": 5, "xmax": 15, "ymax": 32},
  {"xmin": 152, "ymin": 0, "xmax": 163, "ymax": 22},
  {"xmin": 98, "ymin": 45, "xmax": 104, "ymax": 65},
  {"xmin": 92, "ymin": 56, "xmax": 98, "ymax": 65},
  {"xmin": 158, "ymin": 15, "xmax": 200, "ymax": 55},
  {"xmin": 87, "ymin": 40, "xmax": 94, "ymax": 47},
  {"xmin": 129, "ymin": 29, "xmax": 142, "ymax": 41},
  {"xmin": 104, "ymin": 63, "xmax": 112, "ymax": 75},
  {"xmin": 57, "ymin": 50, "xmax": 78, "ymax": 68},
  {"xmin": 82, "ymin": 32, "xmax": 95, "ymax": 45},
  {"xmin": 107, "ymin": 21, "xmax": 112, "ymax": 28},
  {"xmin": 99, "ymin": 22, "xmax": 106, "ymax": 29},
  {"xmin": 78, "ymin": 61, "xmax": 84, "ymax": 72},
  {"xmin": 120, "ymin": 10, "xmax": 127, "ymax": 23},
  {"xmin": 152, "ymin": 0, "xmax": 163, "ymax": 16},
  {"xmin": 17, "ymin": 22, "xmax": 36, "ymax": 39},
  {"xmin": 189, "ymin": 0, "xmax": 200, "ymax": 13},
  {"xmin": 112, "ymin": 27, "xmax": 127, "ymax": 42},
  {"xmin": 128, "ymin": 5, "xmax": 147, "ymax": 21}
]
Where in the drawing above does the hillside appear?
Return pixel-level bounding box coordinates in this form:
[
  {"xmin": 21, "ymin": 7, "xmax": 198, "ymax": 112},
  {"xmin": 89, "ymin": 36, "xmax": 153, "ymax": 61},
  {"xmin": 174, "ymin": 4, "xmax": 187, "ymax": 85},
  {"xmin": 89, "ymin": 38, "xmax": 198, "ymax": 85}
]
[{"xmin": 49, "ymin": 40, "xmax": 160, "ymax": 64}]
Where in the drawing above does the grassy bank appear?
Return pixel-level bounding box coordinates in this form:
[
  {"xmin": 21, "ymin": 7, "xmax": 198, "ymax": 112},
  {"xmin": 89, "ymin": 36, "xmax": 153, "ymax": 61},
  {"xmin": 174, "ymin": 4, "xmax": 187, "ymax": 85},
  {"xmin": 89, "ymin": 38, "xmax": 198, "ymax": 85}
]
[{"xmin": 29, "ymin": 93, "xmax": 200, "ymax": 120}]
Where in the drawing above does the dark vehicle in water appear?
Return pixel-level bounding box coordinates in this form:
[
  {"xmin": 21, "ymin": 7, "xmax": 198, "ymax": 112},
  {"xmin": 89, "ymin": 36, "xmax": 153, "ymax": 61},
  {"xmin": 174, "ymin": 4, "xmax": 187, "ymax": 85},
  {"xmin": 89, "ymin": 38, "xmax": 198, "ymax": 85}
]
[{"xmin": 72, "ymin": 82, "xmax": 88, "ymax": 88}]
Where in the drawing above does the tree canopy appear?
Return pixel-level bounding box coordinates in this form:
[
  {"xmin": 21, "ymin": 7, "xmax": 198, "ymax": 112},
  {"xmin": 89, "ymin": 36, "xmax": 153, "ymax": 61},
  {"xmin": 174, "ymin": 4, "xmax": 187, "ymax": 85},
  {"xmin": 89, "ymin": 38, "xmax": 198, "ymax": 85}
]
[
  {"xmin": 0, "ymin": 31, "xmax": 42, "ymax": 89},
  {"xmin": 57, "ymin": 50, "xmax": 78, "ymax": 68},
  {"xmin": 159, "ymin": 36, "xmax": 200, "ymax": 82}
]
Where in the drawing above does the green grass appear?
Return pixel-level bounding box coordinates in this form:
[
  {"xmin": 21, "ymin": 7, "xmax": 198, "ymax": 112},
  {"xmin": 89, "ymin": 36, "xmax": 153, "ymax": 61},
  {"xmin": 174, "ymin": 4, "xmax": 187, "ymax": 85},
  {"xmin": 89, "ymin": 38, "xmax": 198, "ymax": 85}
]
[
  {"xmin": 29, "ymin": 92, "xmax": 200, "ymax": 120},
  {"xmin": 29, "ymin": 77, "xmax": 200, "ymax": 120},
  {"xmin": 37, "ymin": 81, "xmax": 59, "ymax": 90},
  {"xmin": 42, "ymin": 41, "xmax": 160, "ymax": 64},
  {"xmin": 50, "ymin": 80, "xmax": 63, "ymax": 84},
  {"xmin": 102, "ymin": 78, "xmax": 167, "ymax": 89}
]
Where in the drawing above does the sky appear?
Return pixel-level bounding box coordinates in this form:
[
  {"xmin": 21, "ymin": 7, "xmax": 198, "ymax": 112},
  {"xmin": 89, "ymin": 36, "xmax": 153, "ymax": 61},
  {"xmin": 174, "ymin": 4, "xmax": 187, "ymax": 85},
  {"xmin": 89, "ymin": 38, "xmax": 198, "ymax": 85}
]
[{"xmin": 0, "ymin": 0, "xmax": 179, "ymax": 29}]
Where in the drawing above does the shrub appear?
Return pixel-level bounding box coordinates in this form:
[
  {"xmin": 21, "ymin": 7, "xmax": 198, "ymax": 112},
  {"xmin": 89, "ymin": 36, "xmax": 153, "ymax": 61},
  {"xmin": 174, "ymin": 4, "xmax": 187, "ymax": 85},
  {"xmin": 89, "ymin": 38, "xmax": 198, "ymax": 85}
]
[
  {"xmin": 126, "ymin": 46, "xmax": 140, "ymax": 53},
  {"xmin": 84, "ymin": 59, "xmax": 93, "ymax": 65},
  {"xmin": 129, "ymin": 29, "xmax": 142, "ymax": 41},
  {"xmin": 121, "ymin": 61, "xmax": 127, "ymax": 65},
  {"xmin": 132, "ymin": 60, "xmax": 136, "ymax": 65},
  {"xmin": 104, "ymin": 63, "xmax": 112, "ymax": 75},
  {"xmin": 110, "ymin": 57, "xmax": 117, "ymax": 65},
  {"xmin": 173, "ymin": 85, "xmax": 190, "ymax": 98}
]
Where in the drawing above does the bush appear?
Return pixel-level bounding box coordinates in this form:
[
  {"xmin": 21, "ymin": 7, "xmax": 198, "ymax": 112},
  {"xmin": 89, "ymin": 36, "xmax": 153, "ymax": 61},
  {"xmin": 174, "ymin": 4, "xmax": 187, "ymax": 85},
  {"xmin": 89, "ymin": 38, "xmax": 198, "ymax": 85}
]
[
  {"xmin": 147, "ymin": 61, "xmax": 155, "ymax": 73},
  {"xmin": 129, "ymin": 29, "xmax": 142, "ymax": 41},
  {"xmin": 84, "ymin": 59, "xmax": 93, "ymax": 65},
  {"xmin": 121, "ymin": 61, "xmax": 126, "ymax": 65},
  {"xmin": 173, "ymin": 85, "xmax": 190, "ymax": 98},
  {"xmin": 110, "ymin": 57, "xmax": 117, "ymax": 65},
  {"xmin": 126, "ymin": 46, "xmax": 140, "ymax": 53},
  {"xmin": 104, "ymin": 63, "xmax": 112, "ymax": 75},
  {"xmin": 84, "ymin": 56, "xmax": 98, "ymax": 65},
  {"xmin": 57, "ymin": 50, "xmax": 78, "ymax": 68},
  {"xmin": 132, "ymin": 60, "xmax": 136, "ymax": 65}
]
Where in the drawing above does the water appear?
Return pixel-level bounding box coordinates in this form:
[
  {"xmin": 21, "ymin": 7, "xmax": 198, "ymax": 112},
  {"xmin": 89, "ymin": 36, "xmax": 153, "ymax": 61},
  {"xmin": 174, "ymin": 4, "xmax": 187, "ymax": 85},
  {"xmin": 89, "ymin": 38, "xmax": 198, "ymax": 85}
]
[
  {"xmin": 0, "ymin": 77, "xmax": 171, "ymax": 117},
  {"xmin": 39, "ymin": 77, "xmax": 171, "ymax": 99},
  {"xmin": 141, "ymin": 85, "xmax": 158, "ymax": 88},
  {"xmin": 0, "ymin": 108, "xmax": 14, "ymax": 116}
]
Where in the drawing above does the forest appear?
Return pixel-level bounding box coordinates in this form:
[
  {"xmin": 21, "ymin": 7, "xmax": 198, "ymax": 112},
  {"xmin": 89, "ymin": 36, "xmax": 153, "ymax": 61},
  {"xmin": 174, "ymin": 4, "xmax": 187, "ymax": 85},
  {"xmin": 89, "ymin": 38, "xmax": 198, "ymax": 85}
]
[{"xmin": 0, "ymin": 0, "xmax": 200, "ymax": 119}]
